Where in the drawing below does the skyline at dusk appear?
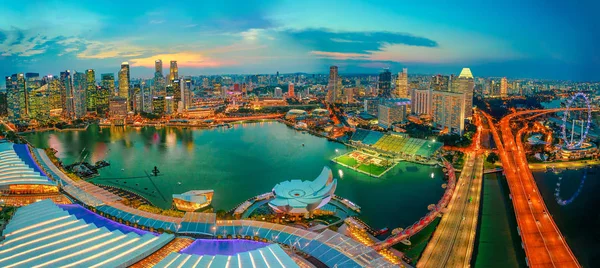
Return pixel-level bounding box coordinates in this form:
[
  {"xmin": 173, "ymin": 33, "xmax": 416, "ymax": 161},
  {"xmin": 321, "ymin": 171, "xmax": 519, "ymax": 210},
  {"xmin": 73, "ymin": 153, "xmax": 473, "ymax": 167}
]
[{"xmin": 2, "ymin": 0, "xmax": 599, "ymax": 86}]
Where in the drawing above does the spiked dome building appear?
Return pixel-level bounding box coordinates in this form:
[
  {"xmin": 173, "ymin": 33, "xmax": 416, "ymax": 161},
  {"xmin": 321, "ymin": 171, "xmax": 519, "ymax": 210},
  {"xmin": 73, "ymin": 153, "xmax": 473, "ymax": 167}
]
[{"xmin": 269, "ymin": 167, "xmax": 337, "ymax": 215}]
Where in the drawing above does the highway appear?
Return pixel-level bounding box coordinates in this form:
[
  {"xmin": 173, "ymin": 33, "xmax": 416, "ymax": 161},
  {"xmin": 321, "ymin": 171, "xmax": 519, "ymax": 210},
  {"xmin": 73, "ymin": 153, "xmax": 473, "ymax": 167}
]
[
  {"xmin": 482, "ymin": 109, "xmax": 581, "ymax": 268},
  {"xmin": 417, "ymin": 152, "xmax": 484, "ymax": 268}
]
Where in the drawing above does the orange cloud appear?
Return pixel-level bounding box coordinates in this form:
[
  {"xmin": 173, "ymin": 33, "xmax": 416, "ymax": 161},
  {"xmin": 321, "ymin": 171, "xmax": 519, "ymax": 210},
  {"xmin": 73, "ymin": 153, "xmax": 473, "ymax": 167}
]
[{"xmin": 129, "ymin": 52, "xmax": 238, "ymax": 68}]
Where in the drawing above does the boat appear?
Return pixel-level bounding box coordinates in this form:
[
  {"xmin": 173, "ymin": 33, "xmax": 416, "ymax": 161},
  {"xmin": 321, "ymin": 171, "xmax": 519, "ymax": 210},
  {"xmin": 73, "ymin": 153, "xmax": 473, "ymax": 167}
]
[
  {"xmin": 373, "ymin": 227, "xmax": 389, "ymax": 236},
  {"xmin": 400, "ymin": 239, "xmax": 411, "ymax": 246}
]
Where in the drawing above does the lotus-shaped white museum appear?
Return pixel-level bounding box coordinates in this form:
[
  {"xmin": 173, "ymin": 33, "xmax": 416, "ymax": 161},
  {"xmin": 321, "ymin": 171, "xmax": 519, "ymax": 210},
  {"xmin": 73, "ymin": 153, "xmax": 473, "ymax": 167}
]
[{"xmin": 268, "ymin": 166, "xmax": 337, "ymax": 214}]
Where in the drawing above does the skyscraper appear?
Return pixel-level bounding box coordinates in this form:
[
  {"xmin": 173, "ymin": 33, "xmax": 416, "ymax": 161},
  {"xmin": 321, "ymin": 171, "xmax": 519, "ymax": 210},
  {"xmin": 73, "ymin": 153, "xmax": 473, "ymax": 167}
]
[
  {"xmin": 451, "ymin": 68, "xmax": 475, "ymax": 119},
  {"xmin": 155, "ymin": 59, "xmax": 163, "ymax": 75},
  {"xmin": 326, "ymin": 66, "xmax": 342, "ymax": 103},
  {"xmin": 378, "ymin": 69, "xmax": 392, "ymax": 98},
  {"xmin": 61, "ymin": 70, "xmax": 75, "ymax": 120},
  {"xmin": 411, "ymin": 88, "xmax": 432, "ymax": 115},
  {"xmin": 28, "ymin": 84, "xmax": 50, "ymax": 123},
  {"xmin": 154, "ymin": 59, "xmax": 165, "ymax": 96},
  {"xmin": 431, "ymin": 90, "xmax": 465, "ymax": 134},
  {"xmin": 169, "ymin": 60, "xmax": 178, "ymax": 82},
  {"xmin": 101, "ymin": 73, "xmax": 115, "ymax": 94},
  {"xmin": 378, "ymin": 99, "xmax": 409, "ymax": 129},
  {"xmin": 396, "ymin": 68, "xmax": 408, "ymax": 98},
  {"xmin": 118, "ymin": 62, "xmax": 130, "ymax": 111},
  {"xmin": 6, "ymin": 74, "xmax": 28, "ymax": 121},
  {"xmin": 500, "ymin": 77, "xmax": 508, "ymax": 97},
  {"xmin": 288, "ymin": 83, "xmax": 294, "ymax": 97},
  {"xmin": 85, "ymin": 69, "xmax": 96, "ymax": 112},
  {"xmin": 73, "ymin": 72, "xmax": 87, "ymax": 118}
]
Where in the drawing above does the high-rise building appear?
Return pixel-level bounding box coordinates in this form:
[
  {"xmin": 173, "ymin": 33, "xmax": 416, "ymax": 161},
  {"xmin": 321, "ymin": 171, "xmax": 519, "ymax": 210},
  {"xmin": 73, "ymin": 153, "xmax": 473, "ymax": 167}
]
[
  {"xmin": 432, "ymin": 90, "xmax": 465, "ymax": 134},
  {"xmin": 172, "ymin": 79, "xmax": 181, "ymax": 102},
  {"xmin": 73, "ymin": 72, "xmax": 87, "ymax": 118},
  {"xmin": 152, "ymin": 96, "xmax": 165, "ymax": 116},
  {"xmin": 451, "ymin": 68, "xmax": 475, "ymax": 119},
  {"xmin": 431, "ymin": 75, "xmax": 450, "ymax": 91},
  {"xmin": 378, "ymin": 99, "xmax": 409, "ymax": 129},
  {"xmin": 96, "ymin": 87, "xmax": 110, "ymax": 116},
  {"xmin": 6, "ymin": 74, "xmax": 28, "ymax": 121},
  {"xmin": 169, "ymin": 60, "xmax": 178, "ymax": 82},
  {"xmin": 118, "ymin": 62, "xmax": 130, "ymax": 110},
  {"xmin": 378, "ymin": 69, "xmax": 392, "ymax": 98},
  {"xmin": 326, "ymin": 66, "xmax": 342, "ymax": 103},
  {"xmin": 288, "ymin": 83, "xmax": 294, "ymax": 97},
  {"xmin": 142, "ymin": 82, "xmax": 153, "ymax": 113},
  {"xmin": 101, "ymin": 73, "xmax": 115, "ymax": 95},
  {"xmin": 396, "ymin": 68, "xmax": 408, "ymax": 98},
  {"xmin": 60, "ymin": 70, "xmax": 75, "ymax": 120},
  {"xmin": 364, "ymin": 98, "xmax": 380, "ymax": 116},
  {"xmin": 154, "ymin": 60, "xmax": 165, "ymax": 96},
  {"xmin": 85, "ymin": 69, "xmax": 96, "ymax": 112},
  {"xmin": 155, "ymin": 59, "xmax": 163, "ymax": 75},
  {"xmin": 500, "ymin": 77, "xmax": 508, "ymax": 97},
  {"xmin": 0, "ymin": 92, "xmax": 7, "ymax": 117},
  {"xmin": 28, "ymin": 84, "xmax": 50, "ymax": 123},
  {"xmin": 274, "ymin": 87, "xmax": 283, "ymax": 98},
  {"xmin": 411, "ymin": 88, "xmax": 432, "ymax": 115},
  {"xmin": 343, "ymin": 88, "xmax": 354, "ymax": 104}
]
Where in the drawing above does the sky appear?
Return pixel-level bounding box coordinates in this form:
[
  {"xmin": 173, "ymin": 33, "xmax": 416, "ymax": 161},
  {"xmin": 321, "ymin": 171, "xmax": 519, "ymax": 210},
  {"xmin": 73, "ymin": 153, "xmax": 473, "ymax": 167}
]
[{"xmin": 1, "ymin": 0, "xmax": 599, "ymax": 87}]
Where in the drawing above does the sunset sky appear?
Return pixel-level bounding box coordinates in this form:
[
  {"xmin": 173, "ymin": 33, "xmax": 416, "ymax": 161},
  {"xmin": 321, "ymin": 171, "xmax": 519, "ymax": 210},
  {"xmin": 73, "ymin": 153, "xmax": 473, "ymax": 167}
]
[{"xmin": 1, "ymin": 0, "xmax": 599, "ymax": 86}]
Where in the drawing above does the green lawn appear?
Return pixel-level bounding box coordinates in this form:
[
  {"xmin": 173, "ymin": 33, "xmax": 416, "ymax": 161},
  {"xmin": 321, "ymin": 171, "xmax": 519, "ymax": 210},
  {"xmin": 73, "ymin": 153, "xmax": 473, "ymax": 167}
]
[
  {"xmin": 357, "ymin": 163, "xmax": 387, "ymax": 176},
  {"xmin": 335, "ymin": 155, "xmax": 358, "ymax": 166}
]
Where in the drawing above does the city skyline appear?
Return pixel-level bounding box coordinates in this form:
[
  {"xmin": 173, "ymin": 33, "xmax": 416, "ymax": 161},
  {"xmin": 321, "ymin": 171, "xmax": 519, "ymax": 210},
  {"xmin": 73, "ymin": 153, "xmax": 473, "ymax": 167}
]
[{"xmin": 2, "ymin": 0, "xmax": 600, "ymax": 88}]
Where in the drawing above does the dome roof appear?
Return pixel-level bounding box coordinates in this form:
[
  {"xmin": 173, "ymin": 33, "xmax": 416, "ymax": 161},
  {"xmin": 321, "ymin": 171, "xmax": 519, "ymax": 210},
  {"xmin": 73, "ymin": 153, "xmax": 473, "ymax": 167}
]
[{"xmin": 269, "ymin": 167, "xmax": 337, "ymax": 214}]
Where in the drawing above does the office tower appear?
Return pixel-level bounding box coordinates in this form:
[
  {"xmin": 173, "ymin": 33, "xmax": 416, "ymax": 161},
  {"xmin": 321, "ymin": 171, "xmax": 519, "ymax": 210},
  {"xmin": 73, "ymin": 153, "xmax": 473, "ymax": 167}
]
[
  {"xmin": 0, "ymin": 92, "xmax": 6, "ymax": 116},
  {"xmin": 6, "ymin": 74, "xmax": 28, "ymax": 121},
  {"xmin": 396, "ymin": 68, "xmax": 408, "ymax": 98},
  {"xmin": 233, "ymin": 83, "xmax": 240, "ymax": 92},
  {"xmin": 182, "ymin": 77, "xmax": 192, "ymax": 111},
  {"xmin": 451, "ymin": 68, "xmax": 475, "ymax": 119},
  {"xmin": 142, "ymin": 83, "xmax": 153, "ymax": 113},
  {"xmin": 378, "ymin": 99, "xmax": 409, "ymax": 129},
  {"xmin": 85, "ymin": 69, "xmax": 96, "ymax": 112},
  {"xmin": 28, "ymin": 84, "xmax": 50, "ymax": 123},
  {"xmin": 432, "ymin": 90, "xmax": 466, "ymax": 134},
  {"xmin": 274, "ymin": 87, "xmax": 283, "ymax": 98},
  {"xmin": 343, "ymin": 88, "xmax": 354, "ymax": 104},
  {"xmin": 288, "ymin": 83, "xmax": 294, "ymax": 97},
  {"xmin": 172, "ymin": 79, "xmax": 181, "ymax": 102},
  {"xmin": 46, "ymin": 76, "xmax": 63, "ymax": 116},
  {"xmin": 101, "ymin": 73, "xmax": 115, "ymax": 95},
  {"xmin": 378, "ymin": 69, "xmax": 392, "ymax": 98},
  {"xmin": 132, "ymin": 84, "xmax": 142, "ymax": 113},
  {"xmin": 154, "ymin": 60, "xmax": 165, "ymax": 96},
  {"xmin": 152, "ymin": 96, "xmax": 165, "ymax": 116},
  {"xmin": 411, "ymin": 88, "xmax": 432, "ymax": 115},
  {"xmin": 326, "ymin": 66, "xmax": 342, "ymax": 103},
  {"xmin": 118, "ymin": 62, "xmax": 130, "ymax": 110},
  {"xmin": 60, "ymin": 70, "xmax": 75, "ymax": 119},
  {"xmin": 364, "ymin": 98, "xmax": 380, "ymax": 116},
  {"xmin": 169, "ymin": 60, "xmax": 178, "ymax": 82},
  {"xmin": 500, "ymin": 77, "xmax": 508, "ymax": 97},
  {"xmin": 96, "ymin": 87, "xmax": 110, "ymax": 116},
  {"xmin": 72, "ymin": 72, "xmax": 87, "ymax": 118},
  {"xmin": 431, "ymin": 75, "xmax": 450, "ymax": 91}
]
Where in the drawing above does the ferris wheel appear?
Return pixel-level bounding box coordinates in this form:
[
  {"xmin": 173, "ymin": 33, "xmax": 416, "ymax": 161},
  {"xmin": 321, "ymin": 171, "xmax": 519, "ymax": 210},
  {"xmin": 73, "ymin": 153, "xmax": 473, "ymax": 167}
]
[{"xmin": 560, "ymin": 92, "xmax": 592, "ymax": 149}]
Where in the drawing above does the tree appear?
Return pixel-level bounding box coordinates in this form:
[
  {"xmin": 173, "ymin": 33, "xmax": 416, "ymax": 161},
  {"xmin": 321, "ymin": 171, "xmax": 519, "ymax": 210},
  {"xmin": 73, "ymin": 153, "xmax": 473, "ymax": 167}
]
[{"xmin": 486, "ymin": 152, "xmax": 499, "ymax": 164}]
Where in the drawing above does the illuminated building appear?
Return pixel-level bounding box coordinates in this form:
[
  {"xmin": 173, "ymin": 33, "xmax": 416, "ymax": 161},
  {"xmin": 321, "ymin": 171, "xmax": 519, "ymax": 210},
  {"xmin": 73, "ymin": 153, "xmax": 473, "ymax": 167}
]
[
  {"xmin": 165, "ymin": 96, "xmax": 175, "ymax": 115},
  {"xmin": 364, "ymin": 97, "xmax": 380, "ymax": 116},
  {"xmin": 0, "ymin": 143, "xmax": 58, "ymax": 195},
  {"xmin": 396, "ymin": 68, "xmax": 408, "ymax": 98},
  {"xmin": 288, "ymin": 83, "xmax": 294, "ymax": 97},
  {"xmin": 85, "ymin": 69, "xmax": 96, "ymax": 112},
  {"xmin": 152, "ymin": 96, "xmax": 165, "ymax": 116},
  {"xmin": 269, "ymin": 166, "xmax": 337, "ymax": 215},
  {"xmin": 96, "ymin": 87, "xmax": 110, "ymax": 115},
  {"xmin": 432, "ymin": 90, "xmax": 465, "ymax": 134},
  {"xmin": 451, "ymin": 68, "xmax": 475, "ymax": 119},
  {"xmin": 326, "ymin": 66, "xmax": 342, "ymax": 103},
  {"xmin": 118, "ymin": 62, "xmax": 130, "ymax": 110},
  {"xmin": 172, "ymin": 190, "xmax": 214, "ymax": 212},
  {"xmin": 500, "ymin": 77, "xmax": 508, "ymax": 97},
  {"xmin": 133, "ymin": 84, "xmax": 142, "ymax": 113},
  {"xmin": 183, "ymin": 78, "xmax": 192, "ymax": 110},
  {"xmin": 274, "ymin": 87, "xmax": 283, "ymax": 98},
  {"xmin": 378, "ymin": 98, "xmax": 409, "ymax": 129},
  {"xmin": 28, "ymin": 84, "xmax": 50, "ymax": 123},
  {"xmin": 6, "ymin": 74, "xmax": 28, "ymax": 121},
  {"xmin": 153, "ymin": 59, "xmax": 165, "ymax": 96},
  {"xmin": 431, "ymin": 74, "xmax": 450, "ymax": 91},
  {"xmin": 46, "ymin": 76, "xmax": 63, "ymax": 116},
  {"xmin": 172, "ymin": 79, "xmax": 181, "ymax": 103},
  {"xmin": 0, "ymin": 92, "xmax": 6, "ymax": 116},
  {"xmin": 411, "ymin": 88, "xmax": 432, "ymax": 115},
  {"xmin": 343, "ymin": 87, "xmax": 354, "ymax": 104},
  {"xmin": 101, "ymin": 73, "xmax": 115, "ymax": 95},
  {"xmin": 169, "ymin": 60, "xmax": 178, "ymax": 82},
  {"xmin": 73, "ymin": 71, "xmax": 87, "ymax": 118},
  {"xmin": 378, "ymin": 69, "xmax": 392, "ymax": 98},
  {"xmin": 109, "ymin": 96, "xmax": 128, "ymax": 117},
  {"xmin": 285, "ymin": 109, "xmax": 308, "ymax": 120},
  {"xmin": 233, "ymin": 83, "xmax": 240, "ymax": 92},
  {"xmin": 142, "ymin": 83, "xmax": 153, "ymax": 113}
]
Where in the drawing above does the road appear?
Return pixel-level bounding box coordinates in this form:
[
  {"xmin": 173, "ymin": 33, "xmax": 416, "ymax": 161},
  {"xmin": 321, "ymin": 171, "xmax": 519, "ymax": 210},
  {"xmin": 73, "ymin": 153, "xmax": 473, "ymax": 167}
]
[
  {"xmin": 482, "ymin": 109, "xmax": 581, "ymax": 268},
  {"xmin": 417, "ymin": 152, "xmax": 484, "ymax": 268}
]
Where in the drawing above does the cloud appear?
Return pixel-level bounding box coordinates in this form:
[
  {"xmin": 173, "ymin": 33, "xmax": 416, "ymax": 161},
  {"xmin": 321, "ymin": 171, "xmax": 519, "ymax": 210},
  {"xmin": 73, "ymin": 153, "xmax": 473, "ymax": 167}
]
[
  {"xmin": 75, "ymin": 40, "xmax": 152, "ymax": 59},
  {"xmin": 0, "ymin": 28, "xmax": 52, "ymax": 57},
  {"xmin": 129, "ymin": 52, "xmax": 238, "ymax": 68},
  {"xmin": 149, "ymin": 20, "xmax": 165, "ymax": 25},
  {"xmin": 283, "ymin": 28, "xmax": 438, "ymax": 54},
  {"xmin": 310, "ymin": 51, "xmax": 370, "ymax": 60}
]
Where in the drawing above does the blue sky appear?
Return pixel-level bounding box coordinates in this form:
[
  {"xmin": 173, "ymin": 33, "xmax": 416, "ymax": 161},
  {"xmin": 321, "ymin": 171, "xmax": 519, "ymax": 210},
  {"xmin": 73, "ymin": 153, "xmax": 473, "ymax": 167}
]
[{"xmin": 1, "ymin": 0, "xmax": 599, "ymax": 86}]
